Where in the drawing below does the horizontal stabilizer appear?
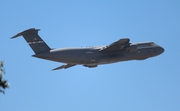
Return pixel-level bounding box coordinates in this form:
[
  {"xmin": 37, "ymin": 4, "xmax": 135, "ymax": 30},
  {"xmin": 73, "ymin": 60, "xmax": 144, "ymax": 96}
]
[
  {"xmin": 11, "ymin": 28, "xmax": 40, "ymax": 39},
  {"xmin": 11, "ymin": 28, "xmax": 51, "ymax": 54},
  {"xmin": 52, "ymin": 64, "xmax": 76, "ymax": 70}
]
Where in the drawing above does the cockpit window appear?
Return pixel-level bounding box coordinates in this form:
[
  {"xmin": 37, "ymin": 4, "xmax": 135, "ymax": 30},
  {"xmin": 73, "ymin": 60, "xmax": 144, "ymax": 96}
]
[{"xmin": 137, "ymin": 42, "xmax": 155, "ymax": 48}]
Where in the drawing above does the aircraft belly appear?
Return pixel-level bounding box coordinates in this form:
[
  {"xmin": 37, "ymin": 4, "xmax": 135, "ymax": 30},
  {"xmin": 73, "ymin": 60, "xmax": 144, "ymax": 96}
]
[
  {"xmin": 42, "ymin": 49, "xmax": 155, "ymax": 65},
  {"xmin": 97, "ymin": 53, "xmax": 124, "ymax": 64},
  {"xmin": 56, "ymin": 53, "xmax": 84, "ymax": 63},
  {"xmin": 35, "ymin": 50, "xmax": 139, "ymax": 65},
  {"xmin": 50, "ymin": 50, "xmax": 98, "ymax": 64}
]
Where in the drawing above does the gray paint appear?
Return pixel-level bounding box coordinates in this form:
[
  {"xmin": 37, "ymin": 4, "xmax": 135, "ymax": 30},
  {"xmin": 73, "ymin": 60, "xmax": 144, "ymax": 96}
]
[{"xmin": 11, "ymin": 28, "xmax": 164, "ymax": 70}]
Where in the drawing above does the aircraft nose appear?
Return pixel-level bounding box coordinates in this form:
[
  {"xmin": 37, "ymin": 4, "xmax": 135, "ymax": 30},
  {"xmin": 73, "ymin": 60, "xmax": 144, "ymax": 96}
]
[{"xmin": 156, "ymin": 46, "xmax": 164, "ymax": 55}]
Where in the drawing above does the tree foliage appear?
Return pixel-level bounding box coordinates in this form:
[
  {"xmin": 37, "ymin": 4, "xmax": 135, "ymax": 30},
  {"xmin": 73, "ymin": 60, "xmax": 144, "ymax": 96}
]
[{"xmin": 0, "ymin": 61, "xmax": 9, "ymax": 94}]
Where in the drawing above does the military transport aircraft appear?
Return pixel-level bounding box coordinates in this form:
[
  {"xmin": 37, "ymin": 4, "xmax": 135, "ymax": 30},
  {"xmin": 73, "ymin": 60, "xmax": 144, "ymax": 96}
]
[{"xmin": 11, "ymin": 28, "xmax": 164, "ymax": 70}]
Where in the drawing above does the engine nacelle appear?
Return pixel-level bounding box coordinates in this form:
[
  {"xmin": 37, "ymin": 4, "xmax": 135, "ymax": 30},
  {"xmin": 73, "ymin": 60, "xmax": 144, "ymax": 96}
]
[
  {"xmin": 83, "ymin": 64, "xmax": 98, "ymax": 68},
  {"xmin": 125, "ymin": 44, "xmax": 137, "ymax": 52}
]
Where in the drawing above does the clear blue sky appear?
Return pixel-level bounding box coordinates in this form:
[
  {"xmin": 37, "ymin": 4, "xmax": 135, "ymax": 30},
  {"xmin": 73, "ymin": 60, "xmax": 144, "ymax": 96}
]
[{"xmin": 1, "ymin": 0, "xmax": 180, "ymax": 111}]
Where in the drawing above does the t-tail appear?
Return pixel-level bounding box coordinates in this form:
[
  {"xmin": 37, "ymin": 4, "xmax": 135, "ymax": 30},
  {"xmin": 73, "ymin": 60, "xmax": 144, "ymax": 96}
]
[{"xmin": 11, "ymin": 28, "xmax": 51, "ymax": 54}]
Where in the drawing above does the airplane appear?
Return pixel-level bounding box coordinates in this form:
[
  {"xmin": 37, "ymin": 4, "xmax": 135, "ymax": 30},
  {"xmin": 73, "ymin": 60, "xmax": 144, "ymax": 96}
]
[{"xmin": 11, "ymin": 28, "xmax": 164, "ymax": 70}]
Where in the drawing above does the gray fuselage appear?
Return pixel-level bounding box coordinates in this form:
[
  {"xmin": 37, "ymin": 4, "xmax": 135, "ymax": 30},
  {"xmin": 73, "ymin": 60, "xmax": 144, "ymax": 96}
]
[{"xmin": 33, "ymin": 42, "xmax": 164, "ymax": 67}]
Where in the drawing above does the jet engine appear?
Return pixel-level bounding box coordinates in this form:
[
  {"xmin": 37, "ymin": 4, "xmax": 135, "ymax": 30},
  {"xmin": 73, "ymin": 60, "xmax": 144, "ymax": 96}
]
[{"xmin": 83, "ymin": 64, "xmax": 98, "ymax": 68}]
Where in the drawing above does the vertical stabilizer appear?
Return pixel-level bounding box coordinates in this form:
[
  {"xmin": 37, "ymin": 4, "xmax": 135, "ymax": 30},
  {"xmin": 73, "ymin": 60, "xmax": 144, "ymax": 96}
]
[{"xmin": 11, "ymin": 28, "xmax": 51, "ymax": 54}]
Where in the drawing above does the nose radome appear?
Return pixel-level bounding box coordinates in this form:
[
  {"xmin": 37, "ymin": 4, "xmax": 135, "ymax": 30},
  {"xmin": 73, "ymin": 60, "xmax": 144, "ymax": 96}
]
[
  {"xmin": 161, "ymin": 47, "xmax": 165, "ymax": 53},
  {"xmin": 157, "ymin": 47, "xmax": 164, "ymax": 55}
]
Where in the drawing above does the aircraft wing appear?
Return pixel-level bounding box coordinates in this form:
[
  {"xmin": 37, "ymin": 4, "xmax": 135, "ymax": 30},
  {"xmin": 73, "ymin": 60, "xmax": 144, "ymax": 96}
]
[
  {"xmin": 52, "ymin": 64, "xmax": 76, "ymax": 70},
  {"xmin": 100, "ymin": 38, "xmax": 130, "ymax": 51}
]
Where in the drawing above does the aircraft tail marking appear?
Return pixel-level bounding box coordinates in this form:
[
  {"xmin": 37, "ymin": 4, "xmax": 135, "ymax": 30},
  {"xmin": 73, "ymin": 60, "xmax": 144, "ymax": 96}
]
[{"xmin": 11, "ymin": 28, "xmax": 51, "ymax": 54}]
